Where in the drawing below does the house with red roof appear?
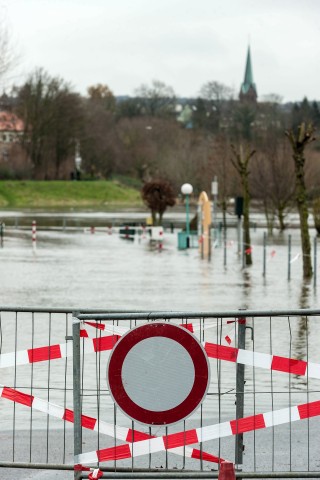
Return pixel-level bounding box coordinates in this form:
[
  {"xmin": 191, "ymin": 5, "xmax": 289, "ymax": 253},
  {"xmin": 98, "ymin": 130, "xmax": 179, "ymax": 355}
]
[{"xmin": 0, "ymin": 94, "xmax": 31, "ymax": 178}]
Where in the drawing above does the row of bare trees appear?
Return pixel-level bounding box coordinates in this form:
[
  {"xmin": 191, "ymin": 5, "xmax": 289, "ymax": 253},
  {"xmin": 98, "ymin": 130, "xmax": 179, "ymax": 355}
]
[
  {"xmin": 5, "ymin": 71, "xmax": 320, "ymax": 236},
  {"xmin": 3, "ymin": 68, "xmax": 319, "ymax": 184},
  {"xmin": 227, "ymin": 123, "xmax": 315, "ymax": 278}
]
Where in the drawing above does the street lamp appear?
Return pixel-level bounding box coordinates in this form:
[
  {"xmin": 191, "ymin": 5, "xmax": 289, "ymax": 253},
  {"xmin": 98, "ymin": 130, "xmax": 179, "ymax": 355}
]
[
  {"xmin": 211, "ymin": 176, "xmax": 218, "ymax": 245},
  {"xmin": 181, "ymin": 183, "xmax": 193, "ymax": 248}
]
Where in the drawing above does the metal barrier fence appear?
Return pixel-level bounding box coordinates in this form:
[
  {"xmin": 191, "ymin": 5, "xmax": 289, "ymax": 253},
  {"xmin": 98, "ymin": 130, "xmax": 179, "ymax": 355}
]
[{"xmin": 1, "ymin": 307, "xmax": 320, "ymax": 478}]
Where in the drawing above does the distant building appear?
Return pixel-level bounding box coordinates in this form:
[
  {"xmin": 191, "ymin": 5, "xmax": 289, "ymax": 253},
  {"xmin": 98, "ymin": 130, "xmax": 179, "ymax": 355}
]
[
  {"xmin": 0, "ymin": 110, "xmax": 24, "ymax": 144},
  {"xmin": 0, "ymin": 93, "xmax": 30, "ymax": 177},
  {"xmin": 239, "ymin": 46, "xmax": 258, "ymax": 103}
]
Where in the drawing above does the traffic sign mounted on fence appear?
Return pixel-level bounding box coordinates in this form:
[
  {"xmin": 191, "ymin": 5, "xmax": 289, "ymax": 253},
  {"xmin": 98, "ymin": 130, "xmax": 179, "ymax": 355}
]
[{"xmin": 107, "ymin": 322, "xmax": 210, "ymax": 425}]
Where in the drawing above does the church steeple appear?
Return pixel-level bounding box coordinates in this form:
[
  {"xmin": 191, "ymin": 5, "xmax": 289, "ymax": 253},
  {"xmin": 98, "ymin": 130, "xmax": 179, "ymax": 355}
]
[{"xmin": 239, "ymin": 46, "xmax": 257, "ymax": 103}]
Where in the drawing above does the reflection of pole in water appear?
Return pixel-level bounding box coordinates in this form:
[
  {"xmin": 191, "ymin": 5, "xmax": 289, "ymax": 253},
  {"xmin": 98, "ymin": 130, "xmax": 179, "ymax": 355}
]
[
  {"xmin": 288, "ymin": 234, "xmax": 291, "ymax": 281},
  {"xmin": 314, "ymin": 236, "xmax": 317, "ymax": 288},
  {"xmin": 263, "ymin": 231, "xmax": 267, "ymax": 277},
  {"xmin": 0, "ymin": 222, "xmax": 3, "ymax": 247}
]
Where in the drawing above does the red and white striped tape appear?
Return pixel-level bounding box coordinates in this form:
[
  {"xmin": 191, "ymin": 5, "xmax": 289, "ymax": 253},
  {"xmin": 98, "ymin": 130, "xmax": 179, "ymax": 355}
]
[
  {"xmin": 80, "ymin": 322, "xmax": 128, "ymax": 338},
  {"xmin": 76, "ymin": 398, "xmax": 320, "ymax": 465},
  {"xmin": 32, "ymin": 220, "xmax": 36, "ymax": 249},
  {"xmin": 0, "ymin": 335, "xmax": 320, "ymax": 379},
  {"xmin": 1, "ymin": 315, "xmax": 318, "ymax": 380},
  {"xmin": 0, "ymin": 383, "xmax": 223, "ymax": 465},
  {"xmin": 1, "ymin": 332, "xmax": 320, "ymax": 380},
  {"xmin": 0, "ymin": 334, "xmax": 120, "ymax": 369},
  {"xmin": 81, "ymin": 320, "xmax": 233, "ymax": 344},
  {"xmin": 204, "ymin": 341, "xmax": 320, "ymax": 379}
]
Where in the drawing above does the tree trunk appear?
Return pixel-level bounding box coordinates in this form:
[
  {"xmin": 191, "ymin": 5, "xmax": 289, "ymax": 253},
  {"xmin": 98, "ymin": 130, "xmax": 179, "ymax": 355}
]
[
  {"xmin": 151, "ymin": 210, "xmax": 157, "ymax": 226},
  {"xmin": 285, "ymin": 124, "xmax": 314, "ymax": 279},
  {"xmin": 277, "ymin": 205, "xmax": 286, "ymax": 232},
  {"xmin": 263, "ymin": 199, "xmax": 275, "ymax": 236},
  {"xmin": 230, "ymin": 144, "xmax": 255, "ymax": 267},
  {"xmin": 294, "ymin": 152, "xmax": 312, "ymax": 277}
]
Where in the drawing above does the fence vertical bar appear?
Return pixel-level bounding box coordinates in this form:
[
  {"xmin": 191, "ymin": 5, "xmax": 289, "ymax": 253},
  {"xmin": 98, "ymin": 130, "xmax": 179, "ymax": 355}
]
[
  {"xmin": 263, "ymin": 231, "xmax": 267, "ymax": 277},
  {"xmin": 72, "ymin": 313, "xmax": 82, "ymax": 480},
  {"xmin": 314, "ymin": 236, "xmax": 317, "ymax": 288},
  {"xmin": 235, "ymin": 316, "xmax": 246, "ymax": 469},
  {"xmin": 288, "ymin": 234, "xmax": 292, "ymax": 281}
]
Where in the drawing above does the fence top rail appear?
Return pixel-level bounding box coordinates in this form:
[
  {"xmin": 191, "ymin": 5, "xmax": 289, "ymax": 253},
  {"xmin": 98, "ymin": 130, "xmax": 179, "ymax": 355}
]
[
  {"xmin": 77, "ymin": 308, "xmax": 320, "ymax": 321},
  {"xmin": 1, "ymin": 306, "xmax": 320, "ymax": 319},
  {"xmin": 0, "ymin": 306, "xmax": 150, "ymax": 314}
]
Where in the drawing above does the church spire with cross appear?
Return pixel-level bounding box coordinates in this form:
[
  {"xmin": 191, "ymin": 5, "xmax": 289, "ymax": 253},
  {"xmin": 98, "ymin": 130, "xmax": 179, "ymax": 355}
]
[{"xmin": 239, "ymin": 45, "xmax": 257, "ymax": 103}]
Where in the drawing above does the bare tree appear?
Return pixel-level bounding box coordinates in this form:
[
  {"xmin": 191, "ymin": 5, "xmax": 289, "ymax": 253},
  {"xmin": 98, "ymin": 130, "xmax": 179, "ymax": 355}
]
[
  {"xmin": 0, "ymin": 17, "xmax": 20, "ymax": 81},
  {"xmin": 81, "ymin": 98, "xmax": 117, "ymax": 178},
  {"xmin": 199, "ymin": 81, "xmax": 234, "ymax": 104},
  {"xmin": 87, "ymin": 83, "xmax": 116, "ymax": 111},
  {"xmin": 135, "ymin": 80, "xmax": 176, "ymax": 117},
  {"xmin": 16, "ymin": 68, "xmax": 83, "ymax": 179},
  {"xmin": 251, "ymin": 140, "xmax": 295, "ymax": 233},
  {"xmin": 231, "ymin": 144, "xmax": 256, "ymax": 266},
  {"xmin": 199, "ymin": 81, "xmax": 234, "ymax": 131},
  {"xmin": 285, "ymin": 123, "xmax": 315, "ymax": 278},
  {"xmin": 141, "ymin": 179, "xmax": 176, "ymax": 226}
]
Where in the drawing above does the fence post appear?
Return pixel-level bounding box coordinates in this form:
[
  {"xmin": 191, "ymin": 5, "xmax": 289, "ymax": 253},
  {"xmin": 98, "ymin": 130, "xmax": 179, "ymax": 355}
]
[
  {"xmin": 237, "ymin": 217, "xmax": 242, "ymax": 256},
  {"xmin": 0, "ymin": 222, "xmax": 3, "ymax": 247},
  {"xmin": 314, "ymin": 236, "xmax": 317, "ymax": 288},
  {"xmin": 242, "ymin": 224, "xmax": 245, "ymax": 269},
  {"xmin": 263, "ymin": 231, "xmax": 267, "ymax": 277},
  {"xmin": 72, "ymin": 313, "xmax": 82, "ymax": 480},
  {"xmin": 235, "ymin": 316, "xmax": 246, "ymax": 469},
  {"xmin": 288, "ymin": 234, "xmax": 292, "ymax": 281}
]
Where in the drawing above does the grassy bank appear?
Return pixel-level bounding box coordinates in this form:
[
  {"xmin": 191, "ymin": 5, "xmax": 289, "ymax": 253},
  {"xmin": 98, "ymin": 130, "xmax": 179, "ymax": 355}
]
[{"xmin": 0, "ymin": 180, "xmax": 143, "ymax": 208}]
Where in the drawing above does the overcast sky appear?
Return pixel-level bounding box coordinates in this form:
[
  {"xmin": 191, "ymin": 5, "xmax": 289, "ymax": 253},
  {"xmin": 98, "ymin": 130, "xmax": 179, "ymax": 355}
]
[{"xmin": 3, "ymin": 0, "xmax": 320, "ymax": 102}]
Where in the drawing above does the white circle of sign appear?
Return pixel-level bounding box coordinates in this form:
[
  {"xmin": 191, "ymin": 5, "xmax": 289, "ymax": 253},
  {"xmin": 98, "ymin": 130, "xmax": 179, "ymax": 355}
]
[{"xmin": 121, "ymin": 337, "xmax": 195, "ymax": 411}]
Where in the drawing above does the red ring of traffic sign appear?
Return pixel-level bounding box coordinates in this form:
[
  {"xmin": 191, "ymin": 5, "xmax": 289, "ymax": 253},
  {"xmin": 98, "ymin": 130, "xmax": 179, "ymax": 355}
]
[{"xmin": 107, "ymin": 322, "xmax": 210, "ymax": 425}]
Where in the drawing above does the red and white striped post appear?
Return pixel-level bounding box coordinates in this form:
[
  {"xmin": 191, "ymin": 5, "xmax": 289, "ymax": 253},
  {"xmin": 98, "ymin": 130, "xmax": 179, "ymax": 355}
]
[
  {"xmin": 32, "ymin": 220, "xmax": 37, "ymax": 250},
  {"xmin": 159, "ymin": 229, "xmax": 163, "ymax": 251}
]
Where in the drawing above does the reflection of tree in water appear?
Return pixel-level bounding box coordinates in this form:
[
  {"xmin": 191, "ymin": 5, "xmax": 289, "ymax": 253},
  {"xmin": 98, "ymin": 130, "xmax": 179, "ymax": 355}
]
[{"xmin": 292, "ymin": 280, "xmax": 311, "ymax": 387}]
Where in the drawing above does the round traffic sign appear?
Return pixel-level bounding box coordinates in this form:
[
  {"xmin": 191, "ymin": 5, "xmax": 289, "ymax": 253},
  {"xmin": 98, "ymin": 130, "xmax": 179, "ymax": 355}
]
[{"xmin": 107, "ymin": 322, "xmax": 210, "ymax": 425}]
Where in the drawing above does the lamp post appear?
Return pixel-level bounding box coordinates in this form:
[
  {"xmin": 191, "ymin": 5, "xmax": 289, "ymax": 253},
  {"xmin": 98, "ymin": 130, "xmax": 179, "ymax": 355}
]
[
  {"xmin": 211, "ymin": 176, "xmax": 218, "ymax": 228},
  {"xmin": 181, "ymin": 183, "xmax": 193, "ymax": 248},
  {"xmin": 75, "ymin": 141, "xmax": 82, "ymax": 180}
]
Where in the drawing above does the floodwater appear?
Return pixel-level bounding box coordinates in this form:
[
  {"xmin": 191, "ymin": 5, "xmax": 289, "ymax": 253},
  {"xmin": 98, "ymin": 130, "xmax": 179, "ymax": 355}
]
[
  {"xmin": 0, "ymin": 219, "xmax": 317, "ymax": 311},
  {"xmin": 1, "ymin": 216, "xmax": 320, "ymax": 475}
]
